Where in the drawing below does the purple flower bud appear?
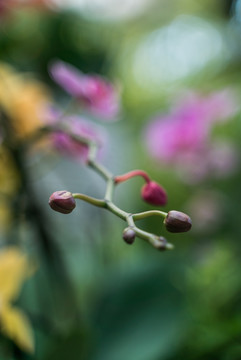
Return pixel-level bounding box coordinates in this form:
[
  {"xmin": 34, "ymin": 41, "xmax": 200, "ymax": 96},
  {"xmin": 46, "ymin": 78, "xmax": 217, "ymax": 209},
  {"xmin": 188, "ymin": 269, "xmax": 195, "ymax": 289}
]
[
  {"xmin": 122, "ymin": 227, "xmax": 136, "ymax": 244},
  {"xmin": 164, "ymin": 210, "xmax": 192, "ymax": 233},
  {"xmin": 141, "ymin": 181, "xmax": 167, "ymax": 206},
  {"xmin": 49, "ymin": 191, "xmax": 76, "ymax": 214}
]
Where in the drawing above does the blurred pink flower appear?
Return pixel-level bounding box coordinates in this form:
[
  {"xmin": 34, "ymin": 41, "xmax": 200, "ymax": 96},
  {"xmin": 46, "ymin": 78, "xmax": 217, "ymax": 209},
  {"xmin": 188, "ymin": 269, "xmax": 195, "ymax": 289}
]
[
  {"xmin": 175, "ymin": 141, "xmax": 239, "ymax": 184},
  {"xmin": 49, "ymin": 61, "xmax": 120, "ymax": 120},
  {"xmin": 0, "ymin": 0, "xmax": 51, "ymax": 16},
  {"xmin": 0, "ymin": 0, "xmax": 9, "ymax": 16},
  {"xmin": 144, "ymin": 91, "xmax": 239, "ymax": 182},
  {"xmin": 50, "ymin": 115, "xmax": 105, "ymax": 163}
]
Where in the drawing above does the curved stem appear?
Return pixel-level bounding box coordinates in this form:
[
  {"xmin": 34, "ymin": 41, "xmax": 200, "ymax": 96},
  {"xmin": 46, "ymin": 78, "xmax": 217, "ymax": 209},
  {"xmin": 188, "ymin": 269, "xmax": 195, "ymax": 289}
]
[
  {"xmin": 127, "ymin": 214, "xmax": 135, "ymax": 227},
  {"xmin": 105, "ymin": 201, "xmax": 129, "ymax": 221},
  {"xmin": 88, "ymin": 143, "xmax": 98, "ymax": 162},
  {"xmin": 73, "ymin": 193, "xmax": 106, "ymax": 207},
  {"xmin": 88, "ymin": 158, "xmax": 112, "ymax": 180},
  {"xmin": 133, "ymin": 210, "xmax": 167, "ymax": 221},
  {"xmin": 127, "ymin": 215, "xmax": 174, "ymax": 250},
  {"xmin": 105, "ymin": 179, "xmax": 115, "ymax": 201},
  {"xmin": 114, "ymin": 170, "xmax": 151, "ymax": 184}
]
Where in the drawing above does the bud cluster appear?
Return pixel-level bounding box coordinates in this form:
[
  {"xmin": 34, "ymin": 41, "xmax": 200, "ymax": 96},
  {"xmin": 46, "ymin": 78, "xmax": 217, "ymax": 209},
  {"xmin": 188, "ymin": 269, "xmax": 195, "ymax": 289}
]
[{"xmin": 49, "ymin": 167, "xmax": 192, "ymax": 251}]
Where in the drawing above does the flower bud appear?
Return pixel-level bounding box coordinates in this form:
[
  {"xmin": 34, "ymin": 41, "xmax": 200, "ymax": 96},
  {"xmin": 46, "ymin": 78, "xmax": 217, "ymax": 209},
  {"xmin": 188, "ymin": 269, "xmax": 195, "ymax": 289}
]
[
  {"xmin": 122, "ymin": 227, "xmax": 136, "ymax": 244},
  {"xmin": 153, "ymin": 236, "xmax": 168, "ymax": 251},
  {"xmin": 164, "ymin": 210, "xmax": 192, "ymax": 233},
  {"xmin": 49, "ymin": 191, "xmax": 76, "ymax": 214},
  {"xmin": 141, "ymin": 181, "xmax": 167, "ymax": 206}
]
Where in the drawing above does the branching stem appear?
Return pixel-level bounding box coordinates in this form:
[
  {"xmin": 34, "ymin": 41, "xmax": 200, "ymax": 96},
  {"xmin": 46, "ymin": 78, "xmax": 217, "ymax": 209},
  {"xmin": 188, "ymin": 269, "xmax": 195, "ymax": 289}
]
[
  {"xmin": 30, "ymin": 124, "xmax": 172, "ymax": 251},
  {"xmin": 71, "ymin": 139, "xmax": 171, "ymax": 250}
]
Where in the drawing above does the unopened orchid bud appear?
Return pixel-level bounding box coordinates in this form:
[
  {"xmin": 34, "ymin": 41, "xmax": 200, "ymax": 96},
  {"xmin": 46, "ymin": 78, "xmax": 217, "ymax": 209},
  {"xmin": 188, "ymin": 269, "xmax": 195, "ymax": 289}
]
[
  {"xmin": 49, "ymin": 191, "xmax": 76, "ymax": 214},
  {"xmin": 153, "ymin": 236, "xmax": 168, "ymax": 251},
  {"xmin": 122, "ymin": 227, "xmax": 136, "ymax": 244},
  {"xmin": 164, "ymin": 210, "xmax": 192, "ymax": 233},
  {"xmin": 141, "ymin": 181, "xmax": 167, "ymax": 206}
]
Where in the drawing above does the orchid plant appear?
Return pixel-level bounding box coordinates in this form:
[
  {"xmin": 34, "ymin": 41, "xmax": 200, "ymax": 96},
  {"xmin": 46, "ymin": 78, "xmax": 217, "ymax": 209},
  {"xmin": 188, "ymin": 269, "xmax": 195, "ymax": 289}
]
[{"xmin": 48, "ymin": 60, "xmax": 192, "ymax": 251}]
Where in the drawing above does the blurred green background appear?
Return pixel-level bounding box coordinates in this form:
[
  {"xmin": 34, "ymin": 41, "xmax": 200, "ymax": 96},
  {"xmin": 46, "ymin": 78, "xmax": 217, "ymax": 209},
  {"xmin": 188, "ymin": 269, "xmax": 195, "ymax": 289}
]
[{"xmin": 0, "ymin": 0, "xmax": 241, "ymax": 359}]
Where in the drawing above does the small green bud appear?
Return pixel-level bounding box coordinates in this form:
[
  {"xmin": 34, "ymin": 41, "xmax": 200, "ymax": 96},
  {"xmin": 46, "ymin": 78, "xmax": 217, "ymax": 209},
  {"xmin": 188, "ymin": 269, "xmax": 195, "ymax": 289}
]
[
  {"xmin": 122, "ymin": 227, "xmax": 136, "ymax": 244},
  {"xmin": 153, "ymin": 236, "xmax": 168, "ymax": 251},
  {"xmin": 49, "ymin": 190, "xmax": 76, "ymax": 214},
  {"xmin": 164, "ymin": 210, "xmax": 192, "ymax": 233}
]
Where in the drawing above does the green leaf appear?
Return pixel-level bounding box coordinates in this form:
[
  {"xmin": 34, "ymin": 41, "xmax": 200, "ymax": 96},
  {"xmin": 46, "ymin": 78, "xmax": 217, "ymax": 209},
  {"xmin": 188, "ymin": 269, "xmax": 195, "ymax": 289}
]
[{"xmin": 91, "ymin": 262, "xmax": 187, "ymax": 360}]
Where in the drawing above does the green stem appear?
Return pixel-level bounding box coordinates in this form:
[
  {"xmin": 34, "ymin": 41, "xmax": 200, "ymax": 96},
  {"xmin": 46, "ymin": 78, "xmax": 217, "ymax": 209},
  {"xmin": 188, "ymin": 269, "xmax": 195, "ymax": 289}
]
[
  {"xmin": 106, "ymin": 201, "xmax": 129, "ymax": 221},
  {"xmin": 127, "ymin": 215, "xmax": 173, "ymax": 250},
  {"xmin": 73, "ymin": 193, "xmax": 106, "ymax": 207},
  {"xmin": 133, "ymin": 210, "xmax": 167, "ymax": 221},
  {"xmin": 88, "ymin": 158, "xmax": 113, "ymax": 180},
  {"xmin": 105, "ymin": 179, "xmax": 115, "ymax": 201},
  {"xmin": 88, "ymin": 143, "xmax": 98, "ymax": 162},
  {"xmin": 127, "ymin": 215, "xmax": 135, "ymax": 227}
]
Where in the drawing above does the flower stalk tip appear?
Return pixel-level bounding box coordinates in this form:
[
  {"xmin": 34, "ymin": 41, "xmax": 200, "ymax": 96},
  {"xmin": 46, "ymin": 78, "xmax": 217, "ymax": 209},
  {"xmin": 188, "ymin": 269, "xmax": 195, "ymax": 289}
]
[{"xmin": 152, "ymin": 236, "xmax": 172, "ymax": 251}]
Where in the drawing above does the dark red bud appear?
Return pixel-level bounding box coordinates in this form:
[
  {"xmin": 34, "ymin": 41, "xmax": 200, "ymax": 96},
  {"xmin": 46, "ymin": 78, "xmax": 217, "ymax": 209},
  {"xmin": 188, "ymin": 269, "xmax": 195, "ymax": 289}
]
[
  {"xmin": 164, "ymin": 210, "xmax": 192, "ymax": 233},
  {"xmin": 141, "ymin": 181, "xmax": 167, "ymax": 206},
  {"xmin": 122, "ymin": 227, "xmax": 136, "ymax": 244},
  {"xmin": 49, "ymin": 191, "xmax": 76, "ymax": 214}
]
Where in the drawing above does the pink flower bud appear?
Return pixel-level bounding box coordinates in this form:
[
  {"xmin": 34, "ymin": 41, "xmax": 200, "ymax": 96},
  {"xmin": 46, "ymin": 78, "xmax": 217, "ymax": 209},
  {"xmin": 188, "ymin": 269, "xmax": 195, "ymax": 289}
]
[
  {"xmin": 49, "ymin": 191, "xmax": 76, "ymax": 214},
  {"xmin": 141, "ymin": 181, "xmax": 167, "ymax": 206},
  {"xmin": 164, "ymin": 210, "xmax": 192, "ymax": 233},
  {"xmin": 122, "ymin": 227, "xmax": 136, "ymax": 244}
]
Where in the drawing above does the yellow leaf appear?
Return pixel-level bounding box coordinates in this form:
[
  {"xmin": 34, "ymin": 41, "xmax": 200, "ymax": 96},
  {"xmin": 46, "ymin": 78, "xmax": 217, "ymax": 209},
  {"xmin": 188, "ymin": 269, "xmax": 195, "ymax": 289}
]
[
  {"xmin": 0, "ymin": 247, "xmax": 30, "ymax": 302},
  {"xmin": 0, "ymin": 303, "xmax": 34, "ymax": 353},
  {"xmin": 0, "ymin": 147, "xmax": 20, "ymax": 196},
  {"xmin": 0, "ymin": 200, "xmax": 12, "ymax": 232},
  {"xmin": 0, "ymin": 62, "xmax": 51, "ymax": 140}
]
